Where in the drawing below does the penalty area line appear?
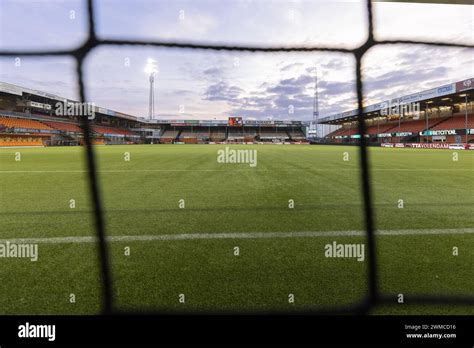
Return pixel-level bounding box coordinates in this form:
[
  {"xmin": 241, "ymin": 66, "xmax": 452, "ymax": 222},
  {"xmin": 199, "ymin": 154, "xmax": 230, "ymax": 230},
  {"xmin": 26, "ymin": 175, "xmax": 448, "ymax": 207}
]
[{"xmin": 0, "ymin": 228, "xmax": 473, "ymax": 245}]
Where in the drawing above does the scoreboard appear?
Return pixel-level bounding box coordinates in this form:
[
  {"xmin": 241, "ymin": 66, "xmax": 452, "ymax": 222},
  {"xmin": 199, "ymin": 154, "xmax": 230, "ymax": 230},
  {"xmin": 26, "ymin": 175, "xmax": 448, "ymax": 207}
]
[{"xmin": 228, "ymin": 116, "xmax": 243, "ymax": 127}]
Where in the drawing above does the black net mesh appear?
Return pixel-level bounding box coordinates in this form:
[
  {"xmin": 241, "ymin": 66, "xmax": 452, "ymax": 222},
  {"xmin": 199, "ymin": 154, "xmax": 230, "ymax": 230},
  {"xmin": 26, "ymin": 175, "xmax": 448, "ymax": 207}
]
[{"xmin": 1, "ymin": 0, "xmax": 473, "ymax": 315}]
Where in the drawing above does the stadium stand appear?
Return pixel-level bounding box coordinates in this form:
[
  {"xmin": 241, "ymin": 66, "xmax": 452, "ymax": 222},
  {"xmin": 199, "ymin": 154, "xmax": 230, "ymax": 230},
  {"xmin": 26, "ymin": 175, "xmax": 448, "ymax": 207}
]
[
  {"xmin": 91, "ymin": 125, "xmax": 137, "ymax": 136},
  {"xmin": 181, "ymin": 138, "xmax": 198, "ymax": 144},
  {"xmin": 364, "ymin": 124, "xmax": 397, "ymax": 135},
  {"xmin": 210, "ymin": 128, "xmax": 226, "ymax": 141},
  {"xmin": 0, "ymin": 135, "xmax": 44, "ymax": 146},
  {"xmin": 228, "ymin": 128, "xmax": 244, "ymax": 138},
  {"xmin": 179, "ymin": 128, "xmax": 209, "ymax": 139},
  {"xmin": 94, "ymin": 139, "xmax": 106, "ymax": 145},
  {"xmin": 243, "ymin": 128, "xmax": 258, "ymax": 136},
  {"xmin": 78, "ymin": 138, "xmax": 105, "ymax": 145},
  {"xmin": 162, "ymin": 129, "xmax": 178, "ymax": 137},
  {"xmin": 288, "ymin": 129, "xmax": 306, "ymax": 139},
  {"xmin": 42, "ymin": 121, "xmax": 82, "ymax": 133},
  {"xmin": 430, "ymin": 114, "xmax": 474, "ymax": 130},
  {"xmin": 331, "ymin": 127, "xmax": 357, "ymax": 137},
  {"xmin": 160, "ymin": 129, "xmax": 179, "ymax": 143},
  {"xmin": 0, "ymin": 117, "xmax": 53, "ymax": 131},
  {"xmin": 388, "ymin": 118, "xmax": 445, "ymax": 133},
  {"xmin": 259, "ymin": 129, "xmax": 289, "ymax": 139}
]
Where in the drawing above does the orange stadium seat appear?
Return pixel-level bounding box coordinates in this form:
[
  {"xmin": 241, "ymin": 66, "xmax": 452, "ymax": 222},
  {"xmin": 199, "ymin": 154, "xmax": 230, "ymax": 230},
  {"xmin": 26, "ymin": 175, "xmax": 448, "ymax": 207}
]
[
  {"xmin": 91, "ymin": 139, "xmax": 105, "ymax": 145},
  {"xmin": 91, "ymin": 125, "xmax": 136, "ymax": 136},
  {"xmin": 364, "ymin": 124, "xmax": 397, "ymax": 135},
  {"xmin": 0, "ymin": 117, "xmax": 53, "ymax": 131},
  {"xmin": 42, "ymin": 121, "xmax": 82, "ymax": 132},
  {"xmin": 0, "ymin": 136, "xmax": 44, "ymax": 146},
  {"xmin": 330, "ymin": 127, "xmax": 357, "ymax": 137},
  {"xmin": 383, "ymin": 118, "xmax": 445, "ymax": 133},
  {"xmin": 430, "ymin": 114, "xmax": 474, "ymax": 130}
]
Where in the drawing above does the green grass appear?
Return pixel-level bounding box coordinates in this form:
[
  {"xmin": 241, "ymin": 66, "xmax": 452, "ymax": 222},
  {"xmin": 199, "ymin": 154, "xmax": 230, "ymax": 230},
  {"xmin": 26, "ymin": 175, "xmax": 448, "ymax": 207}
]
[{"xmin": 0, "ymin": 144, "xmax": 472, "ymax": 314}]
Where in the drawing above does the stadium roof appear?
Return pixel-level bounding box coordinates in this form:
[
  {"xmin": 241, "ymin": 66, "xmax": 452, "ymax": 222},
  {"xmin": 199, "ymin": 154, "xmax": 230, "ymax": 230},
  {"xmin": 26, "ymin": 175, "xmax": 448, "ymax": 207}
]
[
  {"xmin": 0, "ymin": 81, "xmax": 141, "ymax": 122},
  {"xmin": 318, "ymin": 78, "xmax": 473, "ymax": 125}
]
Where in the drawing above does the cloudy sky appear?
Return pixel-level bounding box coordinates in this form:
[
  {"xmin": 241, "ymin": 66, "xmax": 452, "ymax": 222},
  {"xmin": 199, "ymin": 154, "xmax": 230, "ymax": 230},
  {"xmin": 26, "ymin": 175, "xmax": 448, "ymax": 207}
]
[{"xmin": 0, "ymin": 0, "xmax": 472, "ymax": 120}]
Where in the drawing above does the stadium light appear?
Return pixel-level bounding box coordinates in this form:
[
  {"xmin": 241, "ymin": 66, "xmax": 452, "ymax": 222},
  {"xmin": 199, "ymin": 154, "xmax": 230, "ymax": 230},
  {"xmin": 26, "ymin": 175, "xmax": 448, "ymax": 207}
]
[
  {"xmin": 144, "ymin": 58, "xmax": 158, "ymax": 75},
  {"xmin": 145, "ymin": 58, "xmax": 158, "ymax": 119}
]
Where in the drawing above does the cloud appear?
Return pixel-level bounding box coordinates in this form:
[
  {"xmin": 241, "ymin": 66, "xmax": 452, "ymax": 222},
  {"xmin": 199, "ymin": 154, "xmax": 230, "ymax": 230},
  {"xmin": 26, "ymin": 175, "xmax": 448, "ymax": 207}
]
[
  {"xmin": 171, "ymin": 89, "xmax": 193, "ymax": 96},
  {"xmin": 202, "ymin": 67, "xmax": 223, "ymax": 77},
  {"xmin": 280, "ymin": 74, "xmax": 314, "ymax": 86},
  {"xmin": 280, "ymin": 62, "xmax": 303, "ymax": 72},
  {"xmin": 267, "ymin": 85, "xmax": 304, "ymax": 95},
  {"xmin": 265, "ymin": 73, "xmax": 314, "ymax": 94},
  {"xmin": 318, "ymin": 80, "xmax": 355, "ymax": 95},
  {"xmin": 307, "ymin": 59, "xmax": 347, "ymax": 71},
  {"xmin": 203, "ymin": 81, "xmax": 245, "ymax": 104},
  {"xmin": 2, "ymin": 1, "xmax": 471, "ymax": 121},
  {"xmin": 197, "ymin": 70, "xmax": 358, "ymax": 121},
  {"xmin": 364, "ymin": 66, "xmax": 449, "ymax": 99},
  {"xmin": 323, "ymin": 60, "xmax": 345, "ymax": 70}
]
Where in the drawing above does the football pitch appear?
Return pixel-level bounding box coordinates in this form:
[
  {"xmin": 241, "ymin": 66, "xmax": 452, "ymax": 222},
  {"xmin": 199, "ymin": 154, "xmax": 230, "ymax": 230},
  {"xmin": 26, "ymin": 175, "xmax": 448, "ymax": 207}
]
[{"xmin": 0, "ymin": 144, "xmax": 472, "ymax": 315}]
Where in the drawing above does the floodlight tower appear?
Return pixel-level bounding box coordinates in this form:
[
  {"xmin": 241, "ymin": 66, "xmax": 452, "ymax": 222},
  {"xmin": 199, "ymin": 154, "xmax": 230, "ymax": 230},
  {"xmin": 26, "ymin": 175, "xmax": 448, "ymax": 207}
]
[
  {"xmin": 312, "ymin": 67, "xmax": 319, "ymax": 138},
  {"xmin": 145, "ymin": 58, "xmax": 158, "ymax": 120}
]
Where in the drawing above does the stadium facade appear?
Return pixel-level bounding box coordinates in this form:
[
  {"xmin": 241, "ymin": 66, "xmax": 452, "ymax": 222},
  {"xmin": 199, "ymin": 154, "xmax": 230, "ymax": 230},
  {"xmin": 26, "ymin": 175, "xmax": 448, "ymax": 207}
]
[
  {"xmin": 320, "ymin": 78, "xmax": 473, "ymax": 147},
  {"xmin": 0, "ymin": 82, "xmax": 307, "ymax": 146},
  {"xmin": 0, "ymin": 78, "xmax": 472, "ymax": 148}
]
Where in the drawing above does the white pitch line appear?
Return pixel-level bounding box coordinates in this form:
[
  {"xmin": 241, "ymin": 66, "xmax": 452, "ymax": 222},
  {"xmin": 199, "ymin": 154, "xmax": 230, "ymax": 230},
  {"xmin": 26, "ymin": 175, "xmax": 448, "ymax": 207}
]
[
  {"xmin": 0, "ymin": 168, "xmax": 472, "ymax": 173},
  {"xmin": 0, "ymin": 228, "xmax": 473, "ymax": 245}
]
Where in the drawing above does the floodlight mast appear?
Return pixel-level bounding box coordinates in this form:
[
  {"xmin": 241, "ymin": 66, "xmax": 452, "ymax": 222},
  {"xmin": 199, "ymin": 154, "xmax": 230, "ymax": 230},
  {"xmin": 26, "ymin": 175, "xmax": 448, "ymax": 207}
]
[
  {"xmin": 312, "ymin": 67, "xmax": 319, "ymax": 138},
  {"xmin": 149, "ymin": 73, "xmax": 155, "ymax": 120},
  {"xmin": 145, "ymin": 59, "xmax": 158, "ymax": 120}
]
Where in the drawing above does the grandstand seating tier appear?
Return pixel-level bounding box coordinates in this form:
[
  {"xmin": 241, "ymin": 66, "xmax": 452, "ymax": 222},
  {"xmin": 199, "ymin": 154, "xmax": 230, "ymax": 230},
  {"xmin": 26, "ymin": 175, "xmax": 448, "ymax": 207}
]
[
  {"xmin": 0, "ymin": 117, "xmax": 53, "ymax": 131},
  {"xmin": 431, "ymin": 114, "xmax": 474, "ymax": 130},
  {"xmin": 92, "ymin": 125, "xmax": 137, "ymax": 136},
  {"xmin": 43, "ymin": 121, "xmax": 82, "ymax": 132},
  {"xmin": 0, "ymin": 136, "xmax": 44, "ymax": 146}
]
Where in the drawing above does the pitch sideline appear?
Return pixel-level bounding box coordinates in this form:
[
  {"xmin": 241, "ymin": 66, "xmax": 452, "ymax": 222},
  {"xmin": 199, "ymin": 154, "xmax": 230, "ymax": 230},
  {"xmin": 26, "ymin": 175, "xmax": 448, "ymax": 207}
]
[
  {"xmin": 0, "ymin": 168, "xmax": 472, "ymax": 173},
  {"xmin": 0, "ymin": 228, "xmax": 473, "ymax": 245}
]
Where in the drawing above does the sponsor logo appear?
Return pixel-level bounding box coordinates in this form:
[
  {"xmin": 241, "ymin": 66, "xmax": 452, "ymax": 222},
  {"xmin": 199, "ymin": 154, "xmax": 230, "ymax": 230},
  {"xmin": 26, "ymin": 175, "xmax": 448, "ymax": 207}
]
[
  {"xmin": 420, "ymin": 129, "xmax": 457, "ymax": 136},
  {"xmin": 456, "ymin": 78, "xmax": 473, "ymax": 92},
  {"xmin": 437, "ymin": 85, "xmax": 453, "ymax": 94},
  {"xmin": 448, "ymin": 144, "xmax": 466, "ymax": 150},
  {"xmin": 406, "ymin": 143, "xmax": 450, "ymax": 149}
]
